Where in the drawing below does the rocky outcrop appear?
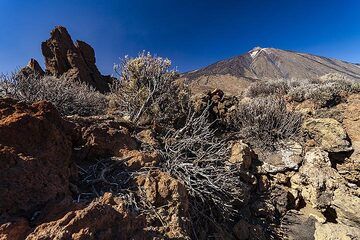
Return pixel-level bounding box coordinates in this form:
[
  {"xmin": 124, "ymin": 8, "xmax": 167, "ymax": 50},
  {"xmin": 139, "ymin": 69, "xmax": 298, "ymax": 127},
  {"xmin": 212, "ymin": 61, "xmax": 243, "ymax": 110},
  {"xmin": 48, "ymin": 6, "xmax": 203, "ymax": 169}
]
[
  {"xmin": 0, "ymin": 98, "xmax": 72, "ymax": 215},
  {"xmin": 41, "ymin": 26, "xmax": 112, "ymax": 92},
  {"xmin": 135, "ymin": 171, "xmax": 191, "ymax": 239},
  {"xmin": 303, "ymin": 118, "xmax": 352, "ymax": 153},
  {"xmin": 314, "ymin": 222, "xmax": 360, "ymax": 240},
  {"xmin": 18, "ymin": 59, "xmax": 45, "ymax": 79},
  {"xmin": 291, "ymin": 148, "xmax": 340, "ymax": 210},
  {"xmin": 337, "ymin": 94, "xmax": 360, "ymax": 184},
  {"xmin": 287, "ymin": 147, "xmax": 360, "ymax": 239}
]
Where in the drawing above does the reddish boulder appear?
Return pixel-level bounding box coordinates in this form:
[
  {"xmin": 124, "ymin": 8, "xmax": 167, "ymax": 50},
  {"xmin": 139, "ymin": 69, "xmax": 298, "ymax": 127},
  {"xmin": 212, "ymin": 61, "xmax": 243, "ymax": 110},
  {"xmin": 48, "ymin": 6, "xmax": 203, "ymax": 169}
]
[
  {"xmin": 41, "ymin": 26, "xmax": 112, "ymax": 92},
  {"xmin": 26, "ymin": 193, "xmax": 147, "ymax": 240},
  {"xmin": 135, "ymin": 171, "xmax": 191, "ymax": 239},
  {"xmin": 66, "ymin": 116, "xmax": 138, "ymax": 160},
  {"xmin": 0, "ymin": 218, "xmax": 30, "ymax": 240},
  {"xmin": 0, "ymin": 98, "xmax": 72, "ymax": 215}
]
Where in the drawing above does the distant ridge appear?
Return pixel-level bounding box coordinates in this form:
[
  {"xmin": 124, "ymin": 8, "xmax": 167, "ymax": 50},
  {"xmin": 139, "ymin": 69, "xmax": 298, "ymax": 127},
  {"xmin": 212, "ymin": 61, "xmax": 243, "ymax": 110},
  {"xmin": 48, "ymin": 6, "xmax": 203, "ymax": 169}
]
[{"xmin": 180, "ymin": 47, "xmax": 360, "ymax": 94}]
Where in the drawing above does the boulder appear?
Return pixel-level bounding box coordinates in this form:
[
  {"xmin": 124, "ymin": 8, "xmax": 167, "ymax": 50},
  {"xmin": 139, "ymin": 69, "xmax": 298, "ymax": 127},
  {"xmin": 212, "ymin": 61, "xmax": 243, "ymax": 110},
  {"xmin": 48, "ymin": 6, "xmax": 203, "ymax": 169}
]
[
  {"xmin": 257, "ymin": 140, "xmax": 303, "ymax": 173},
  {"xmin": 228, "ymin": 141, "xmax": 253, "ymax": 169},
  {"xmin": 280, "ymin": 210, "xmax": 317, "ymax": 240},
  {"xmin": 314, "ymin": 222, "xmax": 360, "ymax": 240},
  {"xmin": 331, "ymin": 187, "xmax": 360, "ymax": 228},
  {"xmin": 0, "ymin": 98, "xmax": 72, "ymax": 215},
  {"xmin": 41, "ymin": 26, "xmax": 112, "ymax": 92},
  {"xmin": 136, "ymin": 129, "xmax": 159, "ymax": 148},
  {"xmin": 25, "ymin": 193, "xmax": 147, "ymax": 240},
  {"xmin": 118, "ymin": 149, "xmax": 159, "ymax": 171},
  {"xmin": 192, "ymin": 88, "xmax": 238, "ymax": 124},
  {"xmin": 68, "ymin": 116, "xmax": 138, "ymax": 160},
  {"xmin": 290, "ymin": 148, "xmax": 340, "ymax": 210},
  {"xmin": 0, "ymin": 218, "xmax": 30, "ymax": 240},
  {"xmin": 135, "ymin": 171, "xmax": 191, "ymax": 239},
  {"xmin": 302, "ymin": 118, "xmax": 352, "ymax": 153}
]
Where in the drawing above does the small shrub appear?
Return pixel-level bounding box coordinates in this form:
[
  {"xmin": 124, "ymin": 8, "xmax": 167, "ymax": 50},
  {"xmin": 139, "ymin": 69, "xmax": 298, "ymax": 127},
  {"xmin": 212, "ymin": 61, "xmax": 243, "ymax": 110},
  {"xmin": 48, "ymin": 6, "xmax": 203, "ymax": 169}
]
[
  {"xmin": 110, "ymin": 52, "xmax": 190, "ymax": 125},
  {"xmin": 234, "ymin": 96, "xmax": 303, "ymax": 150},
  {"xmin": 0, "ymin": 72, "xmax": 107, "ymax": 116},
  {"xmin": 245, "ymin": 79, "xmax": 289, "ymax": 98},
  {"xmin": 287, "ymin": 79, "xmax": 360, "ymax": 107},
  {"xmin": 162, "ymin": 107, "xmax": 248, "ymax": 226}
]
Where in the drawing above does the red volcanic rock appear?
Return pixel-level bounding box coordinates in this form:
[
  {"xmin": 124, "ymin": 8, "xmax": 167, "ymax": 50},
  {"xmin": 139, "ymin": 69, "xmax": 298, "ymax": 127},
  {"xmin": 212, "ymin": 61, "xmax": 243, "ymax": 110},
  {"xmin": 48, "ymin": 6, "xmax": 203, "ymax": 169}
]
[
  {"xmin": 26, "ymin": 193, "xmax": 147, "ymax": 240},
  {"xmin": 0, "ymin": 218, "xmax": 30, "ymax": 240},
  {"xmin": 41, "ymin": 26, "xmax": 112, "ymax": 92},
  {"xmin": 65, "ymin": 115, "xmax": 138, "ymax": 160},
  {"xmin": 0, "ymin": 98, "xmax": 73, "ymax": 215}
]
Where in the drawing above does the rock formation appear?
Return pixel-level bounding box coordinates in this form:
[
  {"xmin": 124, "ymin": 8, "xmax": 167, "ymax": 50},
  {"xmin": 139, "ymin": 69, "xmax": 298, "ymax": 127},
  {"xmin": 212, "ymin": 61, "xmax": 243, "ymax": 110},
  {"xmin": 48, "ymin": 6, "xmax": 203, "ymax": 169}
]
[
  {"xmin": 40, "ymin": 26, "xmax": 112, "ymax": 92},
  {"xmin": 19, "ymin": 26, "xmax": 112, "ymax": 92},
  {"xmin": 17, "ymin": 58, "xmax": 44, "ymax": 79}
]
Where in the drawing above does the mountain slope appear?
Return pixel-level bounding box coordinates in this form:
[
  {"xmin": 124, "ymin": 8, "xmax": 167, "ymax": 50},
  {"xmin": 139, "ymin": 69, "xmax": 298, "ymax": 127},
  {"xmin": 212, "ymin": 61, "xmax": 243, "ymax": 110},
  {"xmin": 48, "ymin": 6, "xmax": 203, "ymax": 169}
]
[{"xmin": 181, "ymin": 47, "xmax": 360, "ymax": 94}]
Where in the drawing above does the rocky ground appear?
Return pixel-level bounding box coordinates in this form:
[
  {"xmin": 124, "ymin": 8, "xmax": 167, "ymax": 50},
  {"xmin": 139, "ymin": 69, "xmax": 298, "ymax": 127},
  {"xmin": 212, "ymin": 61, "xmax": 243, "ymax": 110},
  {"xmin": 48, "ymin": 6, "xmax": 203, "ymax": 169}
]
[{"xmin": 0, "ymin": 92, "xmax": 359, "ymax": 239}]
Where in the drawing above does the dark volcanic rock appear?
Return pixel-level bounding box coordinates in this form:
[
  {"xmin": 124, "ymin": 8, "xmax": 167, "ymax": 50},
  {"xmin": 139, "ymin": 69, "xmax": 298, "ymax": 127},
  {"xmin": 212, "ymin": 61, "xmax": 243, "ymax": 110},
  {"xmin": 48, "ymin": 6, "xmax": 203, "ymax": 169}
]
[{"xmin": 41, "ymin": 26, "xmax": 112, "ymax": 92}]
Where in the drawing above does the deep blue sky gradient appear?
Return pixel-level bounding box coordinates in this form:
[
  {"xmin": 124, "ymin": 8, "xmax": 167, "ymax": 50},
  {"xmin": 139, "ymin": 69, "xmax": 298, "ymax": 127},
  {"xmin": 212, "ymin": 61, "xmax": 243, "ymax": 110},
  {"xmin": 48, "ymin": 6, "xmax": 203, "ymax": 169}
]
[{"xmin": 1, "ymin": 0, "xmax": 360, "ymax": 74}]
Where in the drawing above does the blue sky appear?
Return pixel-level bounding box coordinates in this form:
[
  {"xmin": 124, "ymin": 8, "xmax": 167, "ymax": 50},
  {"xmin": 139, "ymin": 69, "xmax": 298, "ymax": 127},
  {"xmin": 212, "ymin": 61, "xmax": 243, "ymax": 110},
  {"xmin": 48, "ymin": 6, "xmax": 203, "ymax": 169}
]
[{"xmin": 0, "ymin": 0, "xmax": 360, "ymax": 74}]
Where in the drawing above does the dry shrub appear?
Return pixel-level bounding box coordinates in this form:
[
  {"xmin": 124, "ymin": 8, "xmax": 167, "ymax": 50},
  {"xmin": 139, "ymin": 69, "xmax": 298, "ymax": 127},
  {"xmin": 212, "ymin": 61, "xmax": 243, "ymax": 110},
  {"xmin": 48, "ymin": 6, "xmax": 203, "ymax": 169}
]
[
  {"xmin": 245, "ymin": 79, "xmax": 290, "ymax": 98},
  {"xmin": 109, "ymin": 52, "xmax": 190, "ymax": 125},
  {"xmin": 287, "ymin": 79, "xmax": 360, "ymax": 107},
  {"xmin": 245, "ymin": 76, "xmax": 360, "ymax": 108},
  {"xmin": 0, "ymin": 72, "xmax": 106, "ymax": 116},
  {"xmin": 162, "ymin": 107, "xmax": 249, "ymax": 237},
  {"xmin": 234, "ymin": 96, "xmax": 303, "ymax": 150}
]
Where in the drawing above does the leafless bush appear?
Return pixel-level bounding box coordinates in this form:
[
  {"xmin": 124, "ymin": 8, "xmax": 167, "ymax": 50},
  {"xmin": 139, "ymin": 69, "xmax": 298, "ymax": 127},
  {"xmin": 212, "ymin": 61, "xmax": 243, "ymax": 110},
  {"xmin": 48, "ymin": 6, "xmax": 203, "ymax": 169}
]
[
  {"xmin": 109, "ymin": 52, "xmax": 190, "ymax": 125},
  {"xmin": 234, "ymin": 96, "xmax": 303, "ymax": 150},
  {"xmin": 0, "ymin": 72, "xmax": 107, "ymax": 116},
  {"xmin": 245, "ymin": 79, "xmax": 290, "ymax": 98},
  {"xmin": 162, "ymin": 107, "xmax": 248, "ymax": 226}
]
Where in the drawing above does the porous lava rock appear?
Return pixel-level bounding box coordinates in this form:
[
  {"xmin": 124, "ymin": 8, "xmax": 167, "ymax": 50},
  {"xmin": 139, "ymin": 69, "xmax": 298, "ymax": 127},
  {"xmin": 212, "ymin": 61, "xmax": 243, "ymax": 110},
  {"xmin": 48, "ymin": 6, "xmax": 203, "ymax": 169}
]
[{"xmin": 0, "ymin": 98, "xmax": 73, "ymax": 215}]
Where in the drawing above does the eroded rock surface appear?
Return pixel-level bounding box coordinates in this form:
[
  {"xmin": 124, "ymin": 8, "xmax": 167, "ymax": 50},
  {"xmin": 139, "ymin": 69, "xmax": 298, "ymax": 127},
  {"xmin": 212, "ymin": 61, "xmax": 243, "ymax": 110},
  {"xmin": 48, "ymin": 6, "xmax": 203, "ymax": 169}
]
[
  {"xmin": 26, "ymin": 193, "xmax": 147, "ymax": 240},
  {"xmin": 303, "ymin": 118, "xmax": 352, "ymax": 153},
  {"xmin": 0, "ymin": 98, "xmax": 72, "ymax": 215}
]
